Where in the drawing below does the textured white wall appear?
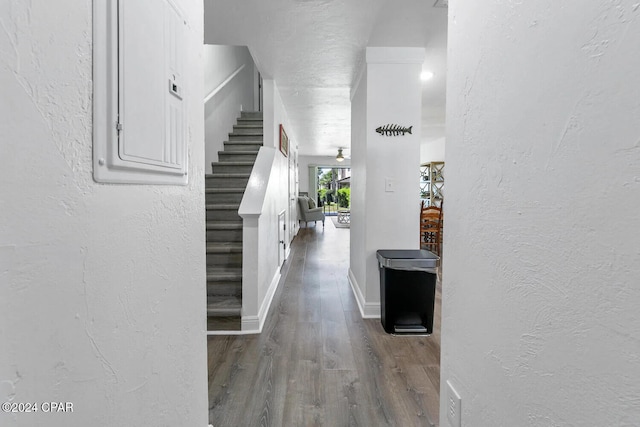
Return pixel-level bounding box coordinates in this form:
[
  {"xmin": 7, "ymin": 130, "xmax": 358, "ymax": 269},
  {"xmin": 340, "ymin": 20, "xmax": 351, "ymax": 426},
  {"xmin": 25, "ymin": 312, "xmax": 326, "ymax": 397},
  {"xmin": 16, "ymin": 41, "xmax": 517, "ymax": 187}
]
[
  {"xmin": 204, "ymin": 45, "xmax": 255, "ymax": 171},
  {"xmin": 0, "ymin": 1, "xmax": 208, "ymax": 426},
  {"xmin": 364, "ymin": 49, "xmax": 422, "ymax": 303},
  {"xmin": 420, "ymin": 137, "xmax": 445, "ymax": 164},
  {"xmin": 441, "ymin": 1, "xmax": 640, "ymax": 426},
  {"xmin": 349, "ymin": 48, "xmax": 423, "ymax": 315}
]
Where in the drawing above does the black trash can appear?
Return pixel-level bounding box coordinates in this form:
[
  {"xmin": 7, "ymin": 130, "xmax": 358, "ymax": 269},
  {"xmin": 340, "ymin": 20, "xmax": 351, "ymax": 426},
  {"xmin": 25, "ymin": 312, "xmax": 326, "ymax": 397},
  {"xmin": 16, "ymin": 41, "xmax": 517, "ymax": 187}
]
[{"xmin": 376, "ymin": 249, "xmax": 439, "ymax": 335}]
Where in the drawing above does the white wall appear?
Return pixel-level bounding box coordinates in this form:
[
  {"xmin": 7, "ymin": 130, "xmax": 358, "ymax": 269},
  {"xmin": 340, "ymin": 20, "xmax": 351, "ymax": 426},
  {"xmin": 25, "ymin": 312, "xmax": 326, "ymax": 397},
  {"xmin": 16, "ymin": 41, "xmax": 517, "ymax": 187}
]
[
  {"xmin": 204, "ymin": 45, "xmax": 255, "ymax": 171},
  {"xmin": 442, "ymin": 1, "xmax": 640, "ymax": 426},
  {"xmin": 349, "ymin": 47, "xmax": 424, "ymax": 316},
  {"xmin": 0, "ymin": 1, "xmax": 208, "ymax": 426},
  {"xmin": 420, "ymin": 137, "xmax": 445, "ymax": 164}
]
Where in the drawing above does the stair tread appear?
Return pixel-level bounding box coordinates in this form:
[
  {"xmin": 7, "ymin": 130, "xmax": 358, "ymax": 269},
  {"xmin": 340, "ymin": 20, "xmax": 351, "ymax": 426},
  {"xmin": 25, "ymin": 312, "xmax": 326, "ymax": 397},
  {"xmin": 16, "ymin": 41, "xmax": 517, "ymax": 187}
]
[
  {"xmin": 206, "ymin": 242, "xmax": 242, "ymax": 252},
  {"xmin": 206, "ymin": 203, "xmax": 240, "ymax": 209},
  {"xmin": 207, "ymin": 310, "xmax": 241, "ymax": 317},
  {"xmin": 207, "ymin": 267, "xmax": 242, "ymax": 280},
  {"xmin": 208, "ymin": 297, "xmax": 241, "ymax": 308},
  {"xmin": 218, "ymin": 151, "xmax": 259, "ymax": 155},
  {"xmin": 205, "ymin": 187, "xmax": 245, "ymax": 193},
  {"xmin": 206, "ymin": 173, "xmax": 251, "ymax": 178},
  {"xmin": 207, "ymin": 266, "xmax": 242, "ymax": 273},
  {"xmin": 206, "ymin": 221, "xmax": 242, "ymax": 229},
  {"xmin": 211, "ymin": 161, "xmax": 256, "ymax": 166},
  {"xmin": 224, "ymin": 141, "xmax": 263, "ymax": 145}
]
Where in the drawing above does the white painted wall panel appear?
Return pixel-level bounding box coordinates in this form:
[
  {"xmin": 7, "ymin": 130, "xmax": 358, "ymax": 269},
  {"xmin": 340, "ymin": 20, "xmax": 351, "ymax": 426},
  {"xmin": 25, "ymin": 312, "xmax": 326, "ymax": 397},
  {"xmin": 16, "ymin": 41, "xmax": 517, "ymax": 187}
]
[
  {"xmin": 442, "ymin": 1, "xmax": 640, "ymax": 425},
  {"xmin": 94, "ymin": 0, "xmax": 188, "ymax": 183},
  {"xmin": 120, "ymin": 0, "xmax": 166, "ymax": 164}
]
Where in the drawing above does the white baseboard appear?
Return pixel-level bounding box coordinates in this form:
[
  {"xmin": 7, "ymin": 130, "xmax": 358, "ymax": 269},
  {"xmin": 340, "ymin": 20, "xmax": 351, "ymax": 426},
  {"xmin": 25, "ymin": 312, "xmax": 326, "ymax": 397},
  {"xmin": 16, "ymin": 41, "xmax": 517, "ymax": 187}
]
[
  {"xmin": 256, "ymin": 268, "xmax": 282, "ymax": 330},
  {"xmin": 206, "ymin": 329, "xmax": 255, "ymax": 336},
  {"xmin": 347, "ymin": 268, "xmax": 381, "ymax": 319},
  {"xmin": 238, "ymin": 268, "xmax": 281, "ymax": 333}
]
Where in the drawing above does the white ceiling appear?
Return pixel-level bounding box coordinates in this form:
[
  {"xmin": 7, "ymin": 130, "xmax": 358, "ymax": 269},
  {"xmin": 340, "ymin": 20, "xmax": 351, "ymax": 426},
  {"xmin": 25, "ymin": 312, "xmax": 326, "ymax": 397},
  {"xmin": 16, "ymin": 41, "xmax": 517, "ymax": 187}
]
[{"xmin": 204, "ymin": 0, "xmax": 448, "ymax": 157}]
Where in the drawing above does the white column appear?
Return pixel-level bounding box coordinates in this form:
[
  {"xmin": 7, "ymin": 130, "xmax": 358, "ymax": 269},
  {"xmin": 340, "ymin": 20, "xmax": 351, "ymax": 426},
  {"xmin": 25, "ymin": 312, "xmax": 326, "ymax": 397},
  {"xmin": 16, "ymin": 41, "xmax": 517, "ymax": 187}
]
[{"xmin": 349, "ymin": 47, "xmax": 424, "ymax": 316}]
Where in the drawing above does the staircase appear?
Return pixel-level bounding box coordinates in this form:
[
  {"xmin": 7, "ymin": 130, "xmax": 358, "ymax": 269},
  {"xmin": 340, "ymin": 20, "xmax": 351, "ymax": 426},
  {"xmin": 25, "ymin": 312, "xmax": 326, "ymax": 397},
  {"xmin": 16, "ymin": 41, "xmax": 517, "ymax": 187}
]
[{"xmin": 206, "ymin": 111, "xmax": 263, "ymax": 331}]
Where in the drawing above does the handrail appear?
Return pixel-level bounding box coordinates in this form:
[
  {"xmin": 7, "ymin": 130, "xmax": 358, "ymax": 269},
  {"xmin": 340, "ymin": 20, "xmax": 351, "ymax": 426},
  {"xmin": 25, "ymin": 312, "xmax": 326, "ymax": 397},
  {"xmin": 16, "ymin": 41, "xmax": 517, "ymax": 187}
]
[
  {"xmin": 238, "ymin": 147, "xmax": 276, "ymax": 218},
  {"xmin": 203, "ymin": 64, "xmax": 246, "ymax": 104}
]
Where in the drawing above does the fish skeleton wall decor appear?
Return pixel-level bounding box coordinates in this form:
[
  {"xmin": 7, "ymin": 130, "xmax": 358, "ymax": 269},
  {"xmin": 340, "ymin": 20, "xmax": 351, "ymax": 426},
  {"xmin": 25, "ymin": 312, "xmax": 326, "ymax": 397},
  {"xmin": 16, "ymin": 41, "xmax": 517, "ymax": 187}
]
[{"xmin": 375, "ymin": 124, "xmax": 413, "ymax": 136}]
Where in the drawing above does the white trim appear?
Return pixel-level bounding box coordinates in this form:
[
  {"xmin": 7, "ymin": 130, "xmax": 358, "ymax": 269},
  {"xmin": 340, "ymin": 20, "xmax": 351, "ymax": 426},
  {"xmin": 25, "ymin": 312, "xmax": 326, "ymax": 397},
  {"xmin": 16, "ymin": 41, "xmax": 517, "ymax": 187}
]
[
  {"xmin": 350, "ymin": 59, "xmax": 366, "ymax": 101},
  {"xmin": 241, "ymin": 268, "xmax": 282, "ymax": 333},
  {"xmin": 204, "ymin": 64, "xmax": 246, "ymax": 104},
  {"xmin": 348, "ymin": 269, "xmax": 381, "ymax": 319},
  {"xmin": 257, "ymin": 269, "xmax": 282, "ymax": 329},
  {"xmin": 206, "ymin": 329, "xmax": 255, "ymax": 336}
]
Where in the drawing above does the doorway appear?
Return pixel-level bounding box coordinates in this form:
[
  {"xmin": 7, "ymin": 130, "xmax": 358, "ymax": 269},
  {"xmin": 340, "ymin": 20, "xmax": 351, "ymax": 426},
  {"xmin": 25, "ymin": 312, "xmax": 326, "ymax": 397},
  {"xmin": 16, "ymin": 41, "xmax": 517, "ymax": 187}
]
[{"xmin": 316, "ymin": 167, "xmax": 351, "ymax": 216}]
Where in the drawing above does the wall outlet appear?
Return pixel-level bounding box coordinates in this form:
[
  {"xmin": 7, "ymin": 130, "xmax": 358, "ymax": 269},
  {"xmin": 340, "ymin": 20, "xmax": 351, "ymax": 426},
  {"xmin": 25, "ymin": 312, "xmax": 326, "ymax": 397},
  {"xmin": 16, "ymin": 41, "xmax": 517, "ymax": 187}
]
[
  {"xmin": 385, "ymin": 177, "xmax": 395, "ymax": 192},
  {"xmin": 446, "ymin": 380, "xmax": 461, "ymax": 427}
]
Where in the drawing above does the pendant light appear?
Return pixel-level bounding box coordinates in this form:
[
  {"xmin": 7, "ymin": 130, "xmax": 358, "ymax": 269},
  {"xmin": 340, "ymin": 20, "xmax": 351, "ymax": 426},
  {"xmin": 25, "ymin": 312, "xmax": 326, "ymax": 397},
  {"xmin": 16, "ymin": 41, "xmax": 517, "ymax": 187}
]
[{"xmin": 336, "ymin": 148, "xmax": 344, "ymax": 162}]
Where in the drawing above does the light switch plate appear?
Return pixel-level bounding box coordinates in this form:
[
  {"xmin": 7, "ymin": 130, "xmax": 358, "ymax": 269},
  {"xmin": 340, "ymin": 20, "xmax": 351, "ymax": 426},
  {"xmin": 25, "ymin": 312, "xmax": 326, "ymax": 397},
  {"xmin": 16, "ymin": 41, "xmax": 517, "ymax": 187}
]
[{"xmin": 385, "ymin": 177, "xmax": 395, "ymax": 192}]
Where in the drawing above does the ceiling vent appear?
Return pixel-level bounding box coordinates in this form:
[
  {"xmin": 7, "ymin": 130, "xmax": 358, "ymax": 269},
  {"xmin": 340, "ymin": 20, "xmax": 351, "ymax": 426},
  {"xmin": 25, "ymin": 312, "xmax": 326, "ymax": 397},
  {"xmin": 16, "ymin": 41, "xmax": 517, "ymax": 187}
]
[{"xmin": 433, "ymin": 0, "xmax": 448, "ymax": 7}]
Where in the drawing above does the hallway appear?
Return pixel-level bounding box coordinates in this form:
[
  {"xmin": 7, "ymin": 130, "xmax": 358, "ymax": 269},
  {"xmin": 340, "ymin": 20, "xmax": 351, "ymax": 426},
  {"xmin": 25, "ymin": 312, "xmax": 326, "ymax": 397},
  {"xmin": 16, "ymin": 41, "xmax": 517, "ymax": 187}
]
[{"xmin": 207, "ymin": 222, "xmax": 441, "ymax": 426}]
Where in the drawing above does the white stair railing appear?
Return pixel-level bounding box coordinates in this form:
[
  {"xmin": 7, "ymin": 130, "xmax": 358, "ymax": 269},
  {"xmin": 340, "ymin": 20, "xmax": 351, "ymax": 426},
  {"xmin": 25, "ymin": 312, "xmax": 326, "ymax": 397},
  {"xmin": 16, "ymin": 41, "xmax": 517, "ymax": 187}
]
[{"xmin": 238, "ymin": 147, "xmax": 282, "ymax": 333}]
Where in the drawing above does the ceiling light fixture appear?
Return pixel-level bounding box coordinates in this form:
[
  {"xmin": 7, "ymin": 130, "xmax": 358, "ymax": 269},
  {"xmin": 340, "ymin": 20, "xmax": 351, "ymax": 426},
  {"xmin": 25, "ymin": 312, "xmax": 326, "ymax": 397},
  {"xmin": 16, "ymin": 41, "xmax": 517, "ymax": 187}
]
[
  {"xmin": 420, "ymin": 70, "xmax": 435, "ymax": 81},
  {"xmin": 336, "ymin": 148, "xmax": 345, "ymax": 162}
]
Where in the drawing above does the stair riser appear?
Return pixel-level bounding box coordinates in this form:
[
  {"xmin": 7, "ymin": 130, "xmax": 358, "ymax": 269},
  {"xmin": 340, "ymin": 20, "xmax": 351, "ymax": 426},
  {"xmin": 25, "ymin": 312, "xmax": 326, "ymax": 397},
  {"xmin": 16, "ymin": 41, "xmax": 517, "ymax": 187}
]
[
  {"xmin": 240, "ymin": 112, "xmax": 263, "ymax": 119},
  {"xmin": 223, "ymin": 143, "xmax": 263, "ymax": 152},
  {"xmin": 218, "ymin": 153, "xmax": 258, "ymax": 162},
  {"xmin": 207, "ymin": 228, "xmax": 243, "ymax": 242},
  {"xmin": 211, "ymin": 164, "xmax": 254, "ymax": 174},
  {"xmin": 228, "ymin": 134, "xmax": 264, "ymax": 142},
  {"xmin": 206, "ymin": 209, "xmax": 241, "ymax": 222},
  {"xmin": 207, "ymin": 253, "xmax": 242, "ymax": 268},
  {"xmin": 208, "ymin": 309, "xmax": 242, "ymax": 317},
  {"xmin": 207, "ymin": 283, "xmax": 242, "ymax": 297},
  {"xmin": 207, "ymin": 316, "xmax": 241, "ymax": 331},
  {"xmin": 232, "ymin": 126, "xmax": 264, "ymax": 135},
  {"xmin": 205, "ymin": 192, "xmax": 244, "ymax": 204},
  {"xmin": 233, "ymin": 122, "xmax": 263, "ymax": 128},
  {"xmin": 205, "ymin": 176, "xmax": 250, "ymax": 188}
]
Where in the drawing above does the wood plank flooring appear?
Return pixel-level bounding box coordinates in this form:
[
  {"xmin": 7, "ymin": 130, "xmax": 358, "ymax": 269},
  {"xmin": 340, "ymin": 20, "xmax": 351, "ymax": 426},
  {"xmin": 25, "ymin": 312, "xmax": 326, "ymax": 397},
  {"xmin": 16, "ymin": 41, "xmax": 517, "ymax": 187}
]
[{"xmin": 208, "ymin": 221, "xmax": 441, "ymax": 427}]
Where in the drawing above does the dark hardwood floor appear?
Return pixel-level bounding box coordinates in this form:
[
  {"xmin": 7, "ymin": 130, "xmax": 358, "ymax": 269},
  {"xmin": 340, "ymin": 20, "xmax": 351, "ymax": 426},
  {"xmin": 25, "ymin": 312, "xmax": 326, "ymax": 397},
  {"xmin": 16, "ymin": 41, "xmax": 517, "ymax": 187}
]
[{"xmin": 207, "ymin": 220, "xmax": 441, "ymax": 427}]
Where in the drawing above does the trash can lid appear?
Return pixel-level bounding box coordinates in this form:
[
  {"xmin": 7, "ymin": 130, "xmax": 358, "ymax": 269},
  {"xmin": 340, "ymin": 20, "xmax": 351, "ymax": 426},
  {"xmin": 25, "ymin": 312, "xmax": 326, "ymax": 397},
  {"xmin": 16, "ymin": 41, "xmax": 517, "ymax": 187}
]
[{"xmin": 376, "ymin": 249, "xmax": 439, "ymax": 271}]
